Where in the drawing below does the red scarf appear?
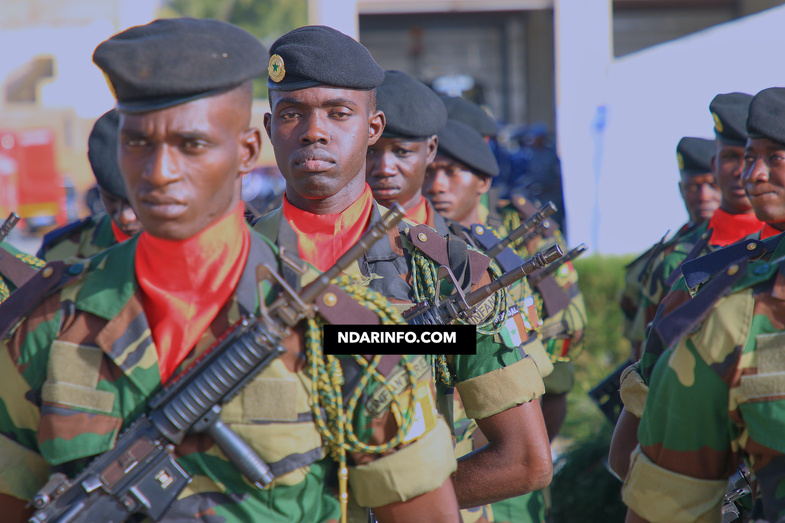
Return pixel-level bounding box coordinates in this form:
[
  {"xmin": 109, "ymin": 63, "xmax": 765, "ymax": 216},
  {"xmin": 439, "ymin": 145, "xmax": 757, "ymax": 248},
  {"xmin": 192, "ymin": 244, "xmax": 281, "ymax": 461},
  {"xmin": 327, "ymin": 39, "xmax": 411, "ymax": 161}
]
[
  {"xmin": 111, "ymin": 220, "xmax": 132, "ymax": 243},
  {"xmin": 283, "ymin": 184, "xmax": 374, "ymax": 271},
  {"xmin": 404, "ymin": 196, "xmax": 429, "ymax": 226},
  {"xmin": 135, "ymin": 203, "xmax": 249, "ymax": 381},
  {"xmin": 760, "ymin": 223, "xmax": 783, "ymax": 240},
  {"xmin": 707, "ymin": 208, "xmax": 763, "ymax": 247}
]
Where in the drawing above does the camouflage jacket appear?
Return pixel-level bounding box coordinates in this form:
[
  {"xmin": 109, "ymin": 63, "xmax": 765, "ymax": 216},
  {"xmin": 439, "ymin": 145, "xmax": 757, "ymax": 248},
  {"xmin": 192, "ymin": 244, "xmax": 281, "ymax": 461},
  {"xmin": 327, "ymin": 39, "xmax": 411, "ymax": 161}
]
[
  {"xmin": 0, "ymin": 243, "xmax": 44, "ymax": 303},
  {"xmin": 37, "ymin": 213, "xmax": 117, "ymax": 261},
  {"xmin": 623, "ymin": 233, "xmax": 785, "ymax": 522},
  {"xmin": 0, "ymin": 228, "xmax": 456, "ymax": 522}
]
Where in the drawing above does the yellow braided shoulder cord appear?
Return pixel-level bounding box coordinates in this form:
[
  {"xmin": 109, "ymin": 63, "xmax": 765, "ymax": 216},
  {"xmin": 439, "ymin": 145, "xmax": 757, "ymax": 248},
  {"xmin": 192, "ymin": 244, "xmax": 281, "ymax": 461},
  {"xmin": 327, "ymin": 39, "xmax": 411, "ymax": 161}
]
[{"xmin": 306, "ymin": 274, "xmax": 418, "ymax": 523}]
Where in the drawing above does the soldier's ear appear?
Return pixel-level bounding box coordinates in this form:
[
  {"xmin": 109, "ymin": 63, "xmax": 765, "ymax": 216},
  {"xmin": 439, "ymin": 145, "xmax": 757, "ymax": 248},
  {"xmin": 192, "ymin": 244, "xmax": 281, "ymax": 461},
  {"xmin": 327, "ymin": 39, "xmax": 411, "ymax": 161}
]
[
  {"xmin": 238, "ymin": 127, "xmax": 262, "ymax": 175},
  {"xmin": 425, "ymin": 135, "xmax": 438, "ymax": 164},
  {"xmin": 477, "ymin": 174, "xmax": 492, "ymax": 195},
  {"xmin": 368, "ymin": 110, "xmax": 385, "ymax": 146}
]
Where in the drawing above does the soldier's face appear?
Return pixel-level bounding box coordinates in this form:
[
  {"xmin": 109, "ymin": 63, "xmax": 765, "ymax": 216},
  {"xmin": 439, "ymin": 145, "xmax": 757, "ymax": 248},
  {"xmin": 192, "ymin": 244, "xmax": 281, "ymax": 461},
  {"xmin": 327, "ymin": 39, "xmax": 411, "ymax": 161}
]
[
  {"xmin": 366, "ymin": 136, "xmax": 438, "ymax": 211},
  {"xmin": 742, "ymin": 137, "xmax": 785, "ymax": 229},
  {"xmin": 424, "ymin": 154, "xmax": 491, "ymax": 227},
  {"xmin": 678, "ymin": 173, "xmax": 719, "ymax": 224},
  {"xmin": 265, "ymin": 87, "xmax": 384, "ymax": 212},
  {"xmin": 98, "ymin": 188, "xmax": 143, "ymax": 237},
  {"xmin": 118, "ymin": 90, "xmax": 260, "ymax": 241},
  {"xmin": 714, "ymin": 140, "xmax": 752, "ymax": 213}
]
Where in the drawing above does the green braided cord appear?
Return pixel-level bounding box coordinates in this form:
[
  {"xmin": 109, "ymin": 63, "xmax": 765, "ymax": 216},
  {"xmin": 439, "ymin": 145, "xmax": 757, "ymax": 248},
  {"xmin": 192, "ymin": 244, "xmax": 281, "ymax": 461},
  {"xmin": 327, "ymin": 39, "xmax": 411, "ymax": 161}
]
[
  {"xmin": 16, "ymin": 253, "xmax": 45, "ymax": 269},
  {"xmin": 432, "ymin": 354, "xmax": 454, "ymax": 388},
  {"xmin": 305, "ymin": 275, "xmax": 417, "ymax": 467},
  {"xmin": 0, "ymin": 278, "xmax": 9, "ymax": 303}
]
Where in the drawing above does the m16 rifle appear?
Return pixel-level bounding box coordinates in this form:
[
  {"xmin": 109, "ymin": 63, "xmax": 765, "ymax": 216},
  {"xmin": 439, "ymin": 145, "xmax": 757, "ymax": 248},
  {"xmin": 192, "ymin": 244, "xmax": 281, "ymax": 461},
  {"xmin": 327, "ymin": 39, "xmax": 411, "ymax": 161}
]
[
  {"xmin": 28, "ymin": 204, "xmax": 405, "ymax": 523},
  {"xmin": 403, "ymin": 244, "xmax": 563, "ymax": 325}
]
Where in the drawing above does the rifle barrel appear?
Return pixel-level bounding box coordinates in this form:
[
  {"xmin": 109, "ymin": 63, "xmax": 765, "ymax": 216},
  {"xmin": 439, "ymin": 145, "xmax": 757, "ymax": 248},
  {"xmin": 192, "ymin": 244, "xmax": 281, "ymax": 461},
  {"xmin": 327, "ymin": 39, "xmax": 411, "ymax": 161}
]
[
  {"xmin": 530, "ymin": 243, "xmax": 587, "ymax": 285},
  {"xmin": 0, "ymin": 212, "xmax": 20, "ymax": 245},
  {"xmin": 485, "ymin": 202, "xmax": 556, "ymax": 258},
  {"xmin": 463, "ymin": 244, "xmax": 563, "ymax": 308}
]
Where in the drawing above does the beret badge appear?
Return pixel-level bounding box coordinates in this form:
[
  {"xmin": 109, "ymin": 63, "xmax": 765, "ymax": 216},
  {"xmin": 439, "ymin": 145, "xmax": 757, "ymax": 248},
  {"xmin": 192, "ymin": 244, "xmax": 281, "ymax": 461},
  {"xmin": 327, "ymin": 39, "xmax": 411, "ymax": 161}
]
[
  {"xmin": 712, "ymin": 112, "xmax": 724, "ymax": 133},
  {"xmin": 268, "ymin": 54, "xmax": 285, "ymax": 83},
  {"xmin": 677, "ymin": 152, "xmax": 684, "ymax": 171}
]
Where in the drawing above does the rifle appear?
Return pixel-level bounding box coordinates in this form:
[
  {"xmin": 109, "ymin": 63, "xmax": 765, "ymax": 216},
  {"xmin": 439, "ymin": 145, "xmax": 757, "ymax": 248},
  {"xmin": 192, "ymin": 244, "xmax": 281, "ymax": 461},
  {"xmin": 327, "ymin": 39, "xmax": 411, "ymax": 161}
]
[
  {"xmin": 529, "ymin": 243, "xmax": 587, "ymax": 286},
  {"xmin": 403, "ymin": 244, "xmax": 563, "ymax": 325},
  {"xmin": 29, "ymin": 204, "xmax": 406, "ymax": 523},
  {"xmin": 0, "ymin": 212, "xmax": 20, "ymax": 245},
  {"xmin": 485, "ymin": 202, "xmax": 556, "ymax": 258}
]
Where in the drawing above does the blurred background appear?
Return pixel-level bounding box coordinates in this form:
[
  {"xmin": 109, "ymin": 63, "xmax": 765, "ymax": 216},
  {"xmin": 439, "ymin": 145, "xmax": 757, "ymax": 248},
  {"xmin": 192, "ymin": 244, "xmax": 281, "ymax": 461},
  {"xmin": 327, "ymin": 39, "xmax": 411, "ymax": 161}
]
[{"xmin": 3, "ymin": 1, "xmax": 784, "ymax": 519}]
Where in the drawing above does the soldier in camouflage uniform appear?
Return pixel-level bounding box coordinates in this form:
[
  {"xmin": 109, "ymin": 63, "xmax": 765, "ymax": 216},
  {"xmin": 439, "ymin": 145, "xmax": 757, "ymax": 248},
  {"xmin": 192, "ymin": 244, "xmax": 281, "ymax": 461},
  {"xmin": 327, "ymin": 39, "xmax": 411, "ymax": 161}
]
[
  {"xmin": 37, "ymin": 109, "xmax": 142, "ymax": 261},
  {"xmin": 622, "ymin": 87, "xmax": 785, "ymax": 522},
  {"xmin": 364, "ymin": 73, "xmax": 551, "ymax": 523},
  {"xmin": 255, "ymin": 27, "xmax": 552, "ymax": 519},
  {"xmin": 0, "ymin": 19, "xmax": 463, "ymax": 523},
  {"xmin": 610, "ymin": 95, "xmax": 763, "ymax": 479},
  {"xmin": 425, "ymin": 118, "xmax": 575, "ymax": 523}
]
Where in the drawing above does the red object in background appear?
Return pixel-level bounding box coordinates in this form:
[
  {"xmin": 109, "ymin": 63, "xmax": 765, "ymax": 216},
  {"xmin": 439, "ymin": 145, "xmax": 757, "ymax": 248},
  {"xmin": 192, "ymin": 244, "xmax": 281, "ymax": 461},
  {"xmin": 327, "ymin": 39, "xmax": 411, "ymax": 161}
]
[{"xmin": 0, "ymin": 128, "xmax": 65, "ymax": 227}]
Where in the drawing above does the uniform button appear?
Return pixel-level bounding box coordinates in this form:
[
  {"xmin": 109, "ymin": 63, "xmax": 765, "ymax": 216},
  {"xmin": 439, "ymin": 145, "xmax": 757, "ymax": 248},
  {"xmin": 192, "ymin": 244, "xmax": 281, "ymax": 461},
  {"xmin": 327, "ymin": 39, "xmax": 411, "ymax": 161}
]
[
  {"xmin": 41, "ymin": 266, "xmax": 54, "ymax": 279},
  {"xmin": 475, "ymin": 226, "xmax": 484, "ymax": 235},
  {"xmin": 727, "ymin": 264, "xmax": 739, "ymax": 276},
  {"xmin": 747, "ymin": 242, "xmax": 757, "ymax": 251},
  {"xmin": 417, "ymin": 232, "xmax": 428, "ymax": 242},
  {"xmin": 68, "ymin": 263, "xmax": 83, "ymax": 275},
  {"xmin": 754, "ymin": 264, "xmax": 770, "ymax": 275},
  {"xmin": 322, "ymin": 292, "xmax": 337, "ymax": 307}
]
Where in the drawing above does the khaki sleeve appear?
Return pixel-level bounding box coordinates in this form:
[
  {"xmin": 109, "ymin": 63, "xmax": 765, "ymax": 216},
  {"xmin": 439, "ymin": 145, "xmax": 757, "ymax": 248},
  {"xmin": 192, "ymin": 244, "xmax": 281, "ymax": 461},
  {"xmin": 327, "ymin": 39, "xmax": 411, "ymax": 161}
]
[
  {"xmin": 622, "ymin": 446, "xmax": 725, "ymax": 523},
  {"xmin": 619, "ymin": 364, "xmax": 648, "ymax": 418},
  {"xmin": 349, "ymin": 417, "xmax": 457, "ymax": 508},
  {"xmin": 0, "ymin": 433, "xmax": 49, "ymax": 501},
  {"xmin": 455, "ymin": 356, "xmax": 544, "ymax": 420}
]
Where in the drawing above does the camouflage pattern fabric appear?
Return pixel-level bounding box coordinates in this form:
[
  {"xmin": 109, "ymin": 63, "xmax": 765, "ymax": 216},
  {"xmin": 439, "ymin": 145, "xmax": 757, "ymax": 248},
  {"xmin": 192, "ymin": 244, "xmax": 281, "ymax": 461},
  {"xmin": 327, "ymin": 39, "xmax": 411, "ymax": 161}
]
[
  {"xmin": 37, "ymin": 213, "xmax": 117, "ymax": 261},
  {"xmin": 0, "ymin": 243, "xmax": 45, "ymax": 303},
  {"xmin": 0, "ymin": 229, "xmax": 454, "ymax": 522},
  {"xmin": 623, "ymin": 241, "xmax": 785, "ymax": 522}
]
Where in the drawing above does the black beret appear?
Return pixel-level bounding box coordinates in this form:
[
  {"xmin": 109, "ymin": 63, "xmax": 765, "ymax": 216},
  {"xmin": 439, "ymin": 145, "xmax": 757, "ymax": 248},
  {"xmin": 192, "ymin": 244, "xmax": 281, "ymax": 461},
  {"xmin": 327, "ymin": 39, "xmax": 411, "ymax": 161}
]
[
  {"xmin": 439, "ymin": 95, "xmax": 497, "ymax": 138},
  {"xmin": 747, "ymin": 88, "xmax": 785, "ymax": 145},
  {"xmin": 676, "ymin": 137, "xmax": 714, "ymax": 177},
  {"xmin": 437, "ymin": 119, "xmax": 499, "ymax": 177},
  {"xmin": 377, "ymin": 71, "xmax": 447, "ymax": 138},
  {"xmin": 709, "ymin": 92, "xmax": 752, "ymax": 147},
  {"xmin": 93, "ymin": 18, "xmax": 267, "ymax": 113},
  {"xmin": 88, "ymin": 109, "xmax": 127, "ymax": 200},
  {"xmin": 267, "ymin": 26, "xmax": 383, "ymax": 91}
]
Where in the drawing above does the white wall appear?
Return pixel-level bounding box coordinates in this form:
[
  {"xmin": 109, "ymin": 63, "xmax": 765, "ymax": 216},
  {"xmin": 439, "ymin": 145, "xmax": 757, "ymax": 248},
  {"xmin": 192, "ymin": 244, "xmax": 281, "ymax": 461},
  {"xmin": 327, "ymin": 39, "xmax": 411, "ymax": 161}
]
[{"xmin": 559, "ymin": 4, "xmax": 785, "ymax": 254}]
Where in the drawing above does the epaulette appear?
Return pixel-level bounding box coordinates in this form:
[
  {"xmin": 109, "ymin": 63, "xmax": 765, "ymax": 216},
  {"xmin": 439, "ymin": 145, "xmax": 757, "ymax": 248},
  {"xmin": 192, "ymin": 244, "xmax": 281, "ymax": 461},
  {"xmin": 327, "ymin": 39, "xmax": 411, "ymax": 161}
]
[
  {"xmin": 654, "ymin": 257, "xmax": 749, "ymax": 349},
  {"xmin": 0, "ymin": 259, "xmax": 88, "ymax": 338},
  {"xmin": 37, "ymin": 216, "xmax": 97, "ymax": 257},
  {"xmin": 663, "ymin": 227, "xmax": 714, "ymax": 288},
  {"xmin": 681, "ymin": 233, "xmax": 783, "ymax": 290},
  {"xmin": 409, "ymin": 224, "xmax": 491, "ymax": 290}
]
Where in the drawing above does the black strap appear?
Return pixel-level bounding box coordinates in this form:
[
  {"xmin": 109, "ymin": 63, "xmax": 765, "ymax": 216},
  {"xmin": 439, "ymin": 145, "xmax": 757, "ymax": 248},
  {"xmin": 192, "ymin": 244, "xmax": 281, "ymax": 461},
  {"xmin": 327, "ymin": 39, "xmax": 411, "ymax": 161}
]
[{"xmin": 446, "ymin": 233, "xmax": 473, "ymax": 294}]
